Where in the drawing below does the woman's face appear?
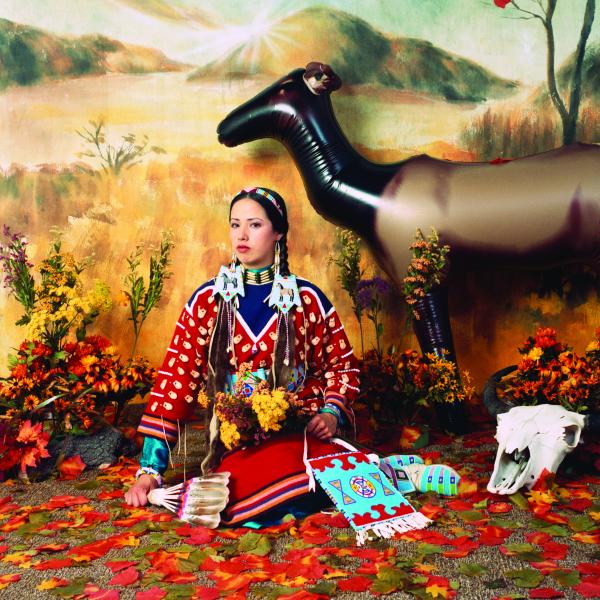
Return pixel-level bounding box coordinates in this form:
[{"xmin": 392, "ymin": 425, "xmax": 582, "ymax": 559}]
[{"xmin": 229, "ymin": 198, "xmax": 283, "ymax": 269}]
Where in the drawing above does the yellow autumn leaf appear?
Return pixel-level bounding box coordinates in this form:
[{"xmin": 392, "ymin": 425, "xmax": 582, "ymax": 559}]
[
  {"xmin": 527, "ymin": 490, "xmax": 557, "ymax": 505},
  {"xmin": 426, "ymin": 582, "xmax": 449, "ymax": 598},
  {"xmin": 37, "ymin": 577, "xmax": 68, "ymax": 591}
]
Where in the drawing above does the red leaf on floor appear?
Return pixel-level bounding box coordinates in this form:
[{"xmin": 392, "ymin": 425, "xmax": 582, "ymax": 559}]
[
  {"xmin": 420, "ymin": 503, "xmax": 447, "ymax": 520},
  {"xmin": 36, "ymin": 543, "xmax": 69, "ymax": 553},
  {"xmin": 58, "ymin": 455, "xmax": 86, "ymax": 480},
  {"xmin": 97, "ymin": 489, "xmax": 124, "ymax": 500},
  {"xmin": 337, "ymin": 576, "xmax": 373, "ymax": 592},
  {"xmin": 477, "ymin": 526, "xmax": 511, "ymax": 546},
  {"xmin": 489, "ymin": 502, "xmax": 512, "ymax": 514},
  {"xmin": 0, "ymin": 514, "xmax": 29, "ymax": 532},
  {"xmin": 561, "ymin": 498, "xmax": 592, "ymax": 512},
  {"xmin": 283, "ymin": 592, "xmax": 329, "ymax": 600},
  {"xmin": 525, "ymin": 532, "xmax": 552, "ymax": 545},
  {"xmin": 572, "ymin": 531, "xmax": 600, "ymax": 544},
  {"xmin": 188, "ymin": 587, "xmax": 219, "ymax": 600},
  {"xmin": 576, "ymin": 563, "xmax": 600, "ymax": 577},
  {"xmin": 108, "ymin": 566, "xmax": 139, "ymax": 586},
  {"xmin": 46, "ymin": 495, "xmax": 90, "ymax": 509},
  {"xmin": 0, "ymin": 573, "xmax": 20, "ymax": 590},
  {"xmin": 530, "ymin": 561, "xmax": 559, "ymax": 576},
  {"xmin": 448, "ymin": 536, "xmax": 480, "ymax": 551},
  {"xmin": 540, "ymin": 541, "xmax": 568, "ymax": 561},
  {"xmin": 33, "ymin": 557, "xmax": 75, "ymax": 570},
  {"xmin": 318, "ymin": 511, "xmax": 349, "ymax": 528},
  {"xmin": 135, "ymin": 588, "xmax": 168, "ymax": 599},
  {"xmin": 164, "ymin": 573, "xmax": 198, "ymax": 583},
  {"xmin": 574, "ymin": 578, "xmax": 600, "ymax": 598},
  {"xmin": 174, "ymin": 525, "xmax": 215, "ymax": 545},
  {"xmin": 105, "ymin": 560, "xmax": 139, "ymax": 573},
  {"xmin": 210, "ymin": 572, "xmax": 253, "ymax": 592},
  {"xmin": 528, "ymin": 588, "xmax": 564, "ymax": 598},
  {"xmin": 67, "ymin": 532, "xmax": 139, "ymax": 561},
  {"xmin": 445, "ymin": 499, "xmax": 475, "ymax": 511},
  {"xmin": 300, "ymin": 525, "xmax": 331, "ymax": 544}
]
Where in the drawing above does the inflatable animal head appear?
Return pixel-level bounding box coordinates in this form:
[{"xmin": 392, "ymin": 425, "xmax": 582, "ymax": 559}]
[
  {"xmin": 487, "ymin": 404, "xmax": 585, "ymax": 495},
  {"xmin": 217, "ymin": 62, "xmax": 341, "ymax": 148}
]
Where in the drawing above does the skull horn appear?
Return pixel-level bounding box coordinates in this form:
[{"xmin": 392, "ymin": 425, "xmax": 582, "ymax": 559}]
[{"xmin": 482, "ymin": 365, "xmax": 517, "ymax": 419}]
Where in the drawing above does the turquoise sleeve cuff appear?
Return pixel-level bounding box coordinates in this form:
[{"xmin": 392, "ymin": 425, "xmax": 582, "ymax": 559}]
[{"xmin": 140, "ymin": 436, "xmax": 170, "ymax": 475}]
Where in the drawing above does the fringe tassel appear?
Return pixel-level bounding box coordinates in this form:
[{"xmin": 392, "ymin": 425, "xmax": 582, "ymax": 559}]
[
  {"xmin": 303, "ymin": 428, "xmax": 316, "ymax": 492},
  {"xmin": 355, "ymin": 512, "xmax": 431, "ymax": 546}
]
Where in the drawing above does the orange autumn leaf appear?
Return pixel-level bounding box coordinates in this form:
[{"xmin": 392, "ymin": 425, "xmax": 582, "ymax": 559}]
[
  {"xmin": 16, "ymin": 420, "xmax": 46, "ymax": 445},
  {"xmin": 58, "ymin": 455, "xmax": 86, "ymax": 480},
  {"xmin": 37, "ymin": 577, "xmax": 68, "ymax": 591},
  {"xmin": 399, "ymin": 426, "xmax": 422, "ymax": 449},
  {"xmin": 458, "ymin": 478, "xmax": 478, "ymax": 497},
  {"xmin": 0, "ymin": 573, "xmax": 20, "ymax": 590},
  {"xmin": 572, "ymin": 531, "xmax": 600, "ymax": 544}
]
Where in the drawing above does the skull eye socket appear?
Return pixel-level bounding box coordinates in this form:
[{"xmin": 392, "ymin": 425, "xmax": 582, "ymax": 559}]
[{"xmin": 563, "ymin": 424, "xmax": 581, "ymax": 447}]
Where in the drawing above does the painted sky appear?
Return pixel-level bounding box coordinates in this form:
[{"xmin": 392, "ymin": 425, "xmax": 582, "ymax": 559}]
[{"xmin": 1, "ymin": 0, "xmax": 599, "ymax": 84}]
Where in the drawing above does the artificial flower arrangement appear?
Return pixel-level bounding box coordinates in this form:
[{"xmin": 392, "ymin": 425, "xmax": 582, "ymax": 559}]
[
  {"xmin": 497, "ymin": 327, "xmax": 600, "ymax": 413},
  {"xmin": 358, "ymin": 348, "xmax": 474, "ymax": 425},
  {"xmin": 401, "ymin": 227, "xmax": 450, "ymax": 319},
  {"xmin": 0, "ymin": 225, "xmax": 169, "ymax": 478},
  {"xmin": 198, "ymin": 362, "xmax": 312, "ymax": 450}
]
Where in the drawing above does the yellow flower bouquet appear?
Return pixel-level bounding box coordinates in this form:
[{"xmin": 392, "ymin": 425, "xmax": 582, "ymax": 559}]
[{"xmin": 198, "ymin": 362, "xmax": 311, "ymax": 450}]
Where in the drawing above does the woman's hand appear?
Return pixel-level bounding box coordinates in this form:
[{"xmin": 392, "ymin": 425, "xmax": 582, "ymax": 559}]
[
  {"xmin": 307, "ymin": 412, "xmax": 338, "ymax": 441},
  {"xmin": 124, "ymin": 474, "xmax": 160, "ymax": 507}
]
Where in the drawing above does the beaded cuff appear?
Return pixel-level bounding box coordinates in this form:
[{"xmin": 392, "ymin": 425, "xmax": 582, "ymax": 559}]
[
  {"xmin": 319, "ymin": 402, "xmax": 343, "ymax": 424},
  {"xmin": 135, "ymin": 466, "xmax": 163, "ymax": 487}
]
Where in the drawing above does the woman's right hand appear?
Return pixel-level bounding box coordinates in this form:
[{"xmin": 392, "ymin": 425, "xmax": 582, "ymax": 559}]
[{"xmin": 124, "ymin": 474, "xmax": 160, "ymax": 507}]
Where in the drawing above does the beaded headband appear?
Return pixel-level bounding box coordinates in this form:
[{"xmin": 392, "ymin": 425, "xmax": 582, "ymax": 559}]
[{"xmin": 241, "ymin": 187, "xmax": 284, "ymax": 218}]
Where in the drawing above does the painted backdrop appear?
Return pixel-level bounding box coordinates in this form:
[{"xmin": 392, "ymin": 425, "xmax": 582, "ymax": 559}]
[{"xmin": 1, "ymin": 0, "xmax": 599, "ymax": 394}]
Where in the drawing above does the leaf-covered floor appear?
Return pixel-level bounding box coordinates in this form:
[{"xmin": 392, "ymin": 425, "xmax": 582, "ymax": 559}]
[{"xmin": 1, "ymin": 427, "xmax": 600, "ymax": 600}]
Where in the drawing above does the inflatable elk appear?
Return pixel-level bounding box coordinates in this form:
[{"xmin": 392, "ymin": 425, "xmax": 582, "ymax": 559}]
[{"xmin": 217, "ymin": 61, "xmax": 600, "ymax": 433}]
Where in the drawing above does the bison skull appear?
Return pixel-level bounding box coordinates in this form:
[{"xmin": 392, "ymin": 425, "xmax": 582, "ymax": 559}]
[{"xmin": 487, "ymin": 404, "xmax": 585, "ymax": 495}]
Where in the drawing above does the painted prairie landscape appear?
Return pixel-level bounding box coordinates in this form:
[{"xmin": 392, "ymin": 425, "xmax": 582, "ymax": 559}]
[{"xmin": 1, "ymin": 1, "xmax": 600, "ymax": 390}]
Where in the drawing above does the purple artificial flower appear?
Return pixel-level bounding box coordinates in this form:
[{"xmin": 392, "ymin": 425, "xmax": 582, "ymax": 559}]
[{"xmin": 356, "ymin": 276, "xmax": 392, "ymax": 310}]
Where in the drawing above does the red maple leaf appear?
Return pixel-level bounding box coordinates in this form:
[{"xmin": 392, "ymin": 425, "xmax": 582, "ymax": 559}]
[
  {"xmin": 576, "ymin": 563, "xmax": 600, "ymax": 577},
  {"xmin": 529, "ymin": 588, "xmax": 564, "ymax": 599},
  {"xmin": 86, "ymin": 588, "xmax": 120, "ymax": 600},
  {"xmin": 108, "ymin": 566, "xmax": 140, "ymax": 586},
  {"xmin": 58, "ymin": 455, "xmax": 86, "ymax": 480},
  {"xmin": 33, "ymin": 557, "xmax": 75, "ymax": 571},
  {"xmin": 105, "ymin": 560, "xmax": 139, "ymax": 573},
  {"xmin": 337, "ymin": 576, "xmax": 373, "ymax": 592},
  {"xmin": 135, "ymin": 588, "xmax": 168, "ymax": 600},
  {"xmin": 574, "ymin": 578, "xmax": 600, "ymax": 598}
]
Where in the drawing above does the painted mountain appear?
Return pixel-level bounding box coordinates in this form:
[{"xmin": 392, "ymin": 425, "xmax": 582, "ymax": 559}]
[
  {"xmin": 189, "ymin": 6, "xmax": 518, "ymax": 102},
  {"xmin": 0, "ymin": 18, "xmax": 186, "ymax": 90}
]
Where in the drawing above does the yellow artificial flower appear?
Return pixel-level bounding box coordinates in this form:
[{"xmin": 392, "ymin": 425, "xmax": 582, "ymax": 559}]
[
  {"xmin": 219, "ymin": 420, "xmax": 241, "ymax": 450},
  {"xmin": 197, "ymin": 388, "xmax": 210, "ymax": 409},
  {"xmin": 527, "ymin": 347, "xmax": 543, "ymax": 361},
  {"xmin": 252, "ymin": 389, "xmax": 289, "ymax": 432}
]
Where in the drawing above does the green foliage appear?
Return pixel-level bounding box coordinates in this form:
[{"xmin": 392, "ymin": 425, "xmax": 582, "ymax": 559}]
[
  {"xmin": 329, "ymin": 227, "xmax": 365, "ymax": 355},
  {"xmin": 123, "ymin": 231, "xmax": 175, "ymax": 357},
  {"xmin": 77, "ymin": 120, "xmax": 166, "ymax": 175},
  {"xmin": 8, "ymin": 36, "xmax": 40, "ymax": 85}
]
